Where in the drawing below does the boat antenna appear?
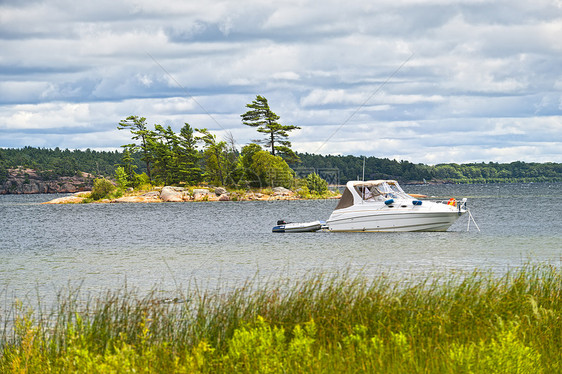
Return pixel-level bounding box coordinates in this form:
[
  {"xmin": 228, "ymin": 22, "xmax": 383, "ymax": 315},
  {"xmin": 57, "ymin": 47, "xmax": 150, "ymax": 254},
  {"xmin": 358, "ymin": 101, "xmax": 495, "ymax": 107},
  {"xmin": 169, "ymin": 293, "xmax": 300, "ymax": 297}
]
[
  {"xmin": 362, "ymin": 156, "xmax": 366, "ymax": 181},
  {"xmin": 362, "ymin": 156, "xmax": 366, "ymax": 201}
]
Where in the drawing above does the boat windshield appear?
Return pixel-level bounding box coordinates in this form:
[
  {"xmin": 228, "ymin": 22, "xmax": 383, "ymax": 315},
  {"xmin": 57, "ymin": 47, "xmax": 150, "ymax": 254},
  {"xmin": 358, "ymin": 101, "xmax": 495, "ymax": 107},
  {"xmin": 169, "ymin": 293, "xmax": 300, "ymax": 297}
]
[{"xmin": 361, "ymin": 181, "xmax": 410, "ymax": 201}]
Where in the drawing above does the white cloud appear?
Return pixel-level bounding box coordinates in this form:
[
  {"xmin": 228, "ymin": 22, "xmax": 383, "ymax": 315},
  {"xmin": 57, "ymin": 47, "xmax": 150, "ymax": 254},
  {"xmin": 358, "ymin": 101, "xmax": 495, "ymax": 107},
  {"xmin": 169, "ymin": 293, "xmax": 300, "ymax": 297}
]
[
  {"xmin": 0, "ymin": 0, "xmax": 561, "ymax": 163},
  {"xmin": 0, "ymin": 103, "xmax": 92, "ymax": 130},
  {"xmin": 272, "ymin": 71, "xmax": 300, "ymax": 81}
]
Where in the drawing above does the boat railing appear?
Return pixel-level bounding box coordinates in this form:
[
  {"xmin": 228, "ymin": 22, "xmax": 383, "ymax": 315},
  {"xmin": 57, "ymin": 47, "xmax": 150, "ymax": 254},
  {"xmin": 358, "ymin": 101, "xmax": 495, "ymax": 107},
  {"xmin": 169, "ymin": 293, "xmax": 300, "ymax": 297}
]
[
  {"xmin": 430, "ymin": 198, "xmax": 479, "ymax": 231},
  {"xmin": 431, "ymin": 198, "xmax": 468, "ymax": 210}
]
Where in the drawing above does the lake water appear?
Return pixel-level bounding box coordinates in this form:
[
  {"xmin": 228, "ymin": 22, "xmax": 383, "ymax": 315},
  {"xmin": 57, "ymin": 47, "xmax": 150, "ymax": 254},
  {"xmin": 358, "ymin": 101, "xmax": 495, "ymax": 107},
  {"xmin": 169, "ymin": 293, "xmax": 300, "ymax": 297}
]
[{"xmin": 1, "ymin": 183, "xmax": 561, "ymax": 303}]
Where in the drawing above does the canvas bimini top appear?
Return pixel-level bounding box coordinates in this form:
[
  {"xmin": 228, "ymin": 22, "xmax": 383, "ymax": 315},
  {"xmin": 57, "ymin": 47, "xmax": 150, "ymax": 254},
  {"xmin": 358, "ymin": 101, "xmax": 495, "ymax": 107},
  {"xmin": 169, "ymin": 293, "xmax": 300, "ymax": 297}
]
[{"xmin": 334, "ymin": 180, "xmax": 412, "ymax": 210}]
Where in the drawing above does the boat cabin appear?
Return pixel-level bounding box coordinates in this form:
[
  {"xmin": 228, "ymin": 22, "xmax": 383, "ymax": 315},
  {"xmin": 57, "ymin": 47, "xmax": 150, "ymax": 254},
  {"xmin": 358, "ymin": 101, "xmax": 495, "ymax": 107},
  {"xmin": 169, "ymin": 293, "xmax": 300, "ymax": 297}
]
[{"xmin": 335, "ymin": 180, "xmax": 411, "ymax": 210}]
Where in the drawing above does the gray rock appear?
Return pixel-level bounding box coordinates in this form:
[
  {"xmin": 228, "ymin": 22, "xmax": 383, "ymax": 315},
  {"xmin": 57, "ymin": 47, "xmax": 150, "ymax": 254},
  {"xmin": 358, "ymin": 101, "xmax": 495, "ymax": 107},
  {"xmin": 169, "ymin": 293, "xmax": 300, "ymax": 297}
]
[
  {"xmin": 215, "ymin": 187, "xmax": 227, "ymax": 196},
  {"xmin": 273, "ymin": 187, "xmax": 292, "ymax": 196},
  {"xmin": 142, "ymin": 191, "xmax": 160, "ymax": 197},
  {"xmin": 218, "ymin": 193, "xmax": 230, "ymax": 201},
  {"xmin": 160, "ymin": 186, "xmax": 183, "ymax": 202},
  {"xmin": 193, "ymin": 188, "xmax": 210, "ymax": 200}
]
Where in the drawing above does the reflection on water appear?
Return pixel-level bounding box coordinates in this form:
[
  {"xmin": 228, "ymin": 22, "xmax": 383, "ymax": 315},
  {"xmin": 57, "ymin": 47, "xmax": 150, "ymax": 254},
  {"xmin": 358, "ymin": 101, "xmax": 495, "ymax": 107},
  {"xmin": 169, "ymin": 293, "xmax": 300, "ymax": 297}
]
[{"xmin": 1, "ymin": 183, "xmax": 561, "ymax": 301}]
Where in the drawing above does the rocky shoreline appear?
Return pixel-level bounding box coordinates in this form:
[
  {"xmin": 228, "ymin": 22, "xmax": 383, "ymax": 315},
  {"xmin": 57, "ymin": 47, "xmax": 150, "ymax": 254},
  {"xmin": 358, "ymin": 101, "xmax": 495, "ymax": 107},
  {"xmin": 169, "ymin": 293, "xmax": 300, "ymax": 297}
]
[
  {"xmin": 0, "ymin": 168, "xmax": 93, "ymax": 194},
  {"xmin": 42, "ymin": 186, "xmax": 341, "ymax": 204}
]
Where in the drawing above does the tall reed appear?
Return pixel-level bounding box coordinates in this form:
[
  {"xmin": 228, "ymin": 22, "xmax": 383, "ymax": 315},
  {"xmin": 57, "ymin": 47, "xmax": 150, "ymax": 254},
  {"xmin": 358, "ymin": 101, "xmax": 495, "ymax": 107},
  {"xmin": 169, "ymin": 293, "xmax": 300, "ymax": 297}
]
[{"xmin": 1, "ymin": 264, "xmax": 560, "ymax": 372}]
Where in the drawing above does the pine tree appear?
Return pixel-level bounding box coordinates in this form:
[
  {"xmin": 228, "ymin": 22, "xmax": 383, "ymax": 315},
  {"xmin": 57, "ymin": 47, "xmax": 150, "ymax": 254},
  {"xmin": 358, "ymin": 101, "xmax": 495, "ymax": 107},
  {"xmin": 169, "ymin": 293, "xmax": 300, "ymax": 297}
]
[
  {"xmin": 196, "ymin": 128, "xmax": 228, "ymax": 186},
  {"xmin": 241, "ymin": 95, "xmax": 300, "ymax": 162},
  {"xmin": 117, "ymin": 116, "xmax": 154, "ymax": 181},
  {"xmin": 177, "ymin": 123, "xmax": 202, "ymax": 185},
  {"xmin": 119, "ymin": 146, "xmax": 137, "ymax": 182},
  {"xmin": 151, "ymin": 124, "xmax": 179, "ymax": 185}
]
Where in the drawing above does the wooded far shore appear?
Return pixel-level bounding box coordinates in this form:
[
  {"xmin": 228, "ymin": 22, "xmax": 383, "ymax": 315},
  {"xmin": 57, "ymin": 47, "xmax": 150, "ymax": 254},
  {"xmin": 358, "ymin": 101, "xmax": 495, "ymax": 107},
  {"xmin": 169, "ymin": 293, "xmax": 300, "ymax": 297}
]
[{"xmin": 1, "ymin": 147, "xmax": 561, "ymax": 195}]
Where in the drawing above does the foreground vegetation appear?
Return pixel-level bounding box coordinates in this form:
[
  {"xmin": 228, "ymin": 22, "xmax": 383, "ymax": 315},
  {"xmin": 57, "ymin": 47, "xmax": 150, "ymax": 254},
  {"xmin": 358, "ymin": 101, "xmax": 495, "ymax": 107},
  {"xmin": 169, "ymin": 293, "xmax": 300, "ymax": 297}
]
[{"xmin": 2, "ymin": 265, "xmax": 561, "ymax": 373}]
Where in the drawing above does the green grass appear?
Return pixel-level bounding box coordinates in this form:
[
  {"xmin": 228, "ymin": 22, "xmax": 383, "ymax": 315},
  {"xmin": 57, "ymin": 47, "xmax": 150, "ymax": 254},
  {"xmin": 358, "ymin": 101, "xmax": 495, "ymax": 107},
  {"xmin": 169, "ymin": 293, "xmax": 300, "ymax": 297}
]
[{"xmin": 1, "ymin": 264, "xmax": 561, "ymax": 373}]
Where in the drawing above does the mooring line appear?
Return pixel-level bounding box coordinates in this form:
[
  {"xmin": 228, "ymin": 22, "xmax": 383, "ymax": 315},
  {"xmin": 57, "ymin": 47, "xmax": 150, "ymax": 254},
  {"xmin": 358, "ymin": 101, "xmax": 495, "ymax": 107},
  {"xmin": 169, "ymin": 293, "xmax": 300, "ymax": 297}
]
[{"xmin": 467, "ymin": 208, "xmax": 481, "ymax": 232}]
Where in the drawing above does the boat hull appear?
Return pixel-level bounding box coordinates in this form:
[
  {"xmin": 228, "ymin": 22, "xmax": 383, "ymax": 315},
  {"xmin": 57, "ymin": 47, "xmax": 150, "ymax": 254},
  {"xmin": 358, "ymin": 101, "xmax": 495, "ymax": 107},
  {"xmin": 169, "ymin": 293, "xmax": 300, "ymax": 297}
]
[{"xmin": 327, "ymin": 210, "xmax": 464, "ymax": 232}]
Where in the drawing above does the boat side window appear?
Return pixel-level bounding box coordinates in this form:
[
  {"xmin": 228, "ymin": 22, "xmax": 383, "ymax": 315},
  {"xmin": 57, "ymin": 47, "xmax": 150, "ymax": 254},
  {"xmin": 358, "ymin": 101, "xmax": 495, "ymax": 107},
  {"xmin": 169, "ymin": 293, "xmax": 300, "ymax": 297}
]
[
  {"xmin": 365, "ymin": 186, "xmax": 381, "ymax": 200},
  {"xmin": 356, "ymin": 186, "xmax": 382, "ymax": 201}
]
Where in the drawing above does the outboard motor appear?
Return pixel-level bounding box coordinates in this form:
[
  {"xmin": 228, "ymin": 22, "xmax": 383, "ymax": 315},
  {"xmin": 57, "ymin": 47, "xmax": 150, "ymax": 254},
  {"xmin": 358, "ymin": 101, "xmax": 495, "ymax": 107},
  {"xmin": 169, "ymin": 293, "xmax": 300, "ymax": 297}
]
[{"xmin": 459, "ymin": 198, "xmax": 468, "ymax": 214}]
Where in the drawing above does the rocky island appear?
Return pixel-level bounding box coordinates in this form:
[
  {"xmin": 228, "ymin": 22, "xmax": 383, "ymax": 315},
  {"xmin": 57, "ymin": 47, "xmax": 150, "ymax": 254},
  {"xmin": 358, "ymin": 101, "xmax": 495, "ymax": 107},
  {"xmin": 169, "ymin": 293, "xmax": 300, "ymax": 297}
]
[{"xmin": 42, "ymin": 186, "xmax": 341, "ymax": 204}]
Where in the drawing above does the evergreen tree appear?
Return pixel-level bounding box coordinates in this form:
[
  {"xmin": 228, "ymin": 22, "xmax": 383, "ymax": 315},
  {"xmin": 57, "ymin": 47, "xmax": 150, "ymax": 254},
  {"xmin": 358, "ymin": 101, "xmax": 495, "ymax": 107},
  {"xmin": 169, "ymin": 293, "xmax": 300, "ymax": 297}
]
[
  {"xmin": 118, "ymin": 116, "xmax": 154, "ymax": 181},
  {"xmin": 151, "ymin": 124, "xmax": 180, "ymax": 185},
  {"xmin": 114, "ymin": 166, "xmax": 129, "ymax": 189},
  {"xmin": 177, "ymin": 123, "xmax": 202, "ymax": 185},
  {"xmin": 241, "ymin": 95, "xmax": 300, "ymax": 162},
  {"xmin": 0, "ymin": 149, "xmax": 8, "ymax": 183},
  {"xmin": 196, "ymin": 128, "xmax": 228, "ymax": 186},
  {"xmin": 119, "ymin": 146, "xmax": 137, "ymax": 182}
]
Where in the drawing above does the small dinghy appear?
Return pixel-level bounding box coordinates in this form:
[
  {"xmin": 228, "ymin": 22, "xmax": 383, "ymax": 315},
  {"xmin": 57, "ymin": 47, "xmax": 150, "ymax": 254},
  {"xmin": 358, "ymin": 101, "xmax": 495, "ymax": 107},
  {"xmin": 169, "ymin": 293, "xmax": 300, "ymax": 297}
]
[{"xmin": 272, "ymin": 220, "xmax": 325, "ymax": 233}]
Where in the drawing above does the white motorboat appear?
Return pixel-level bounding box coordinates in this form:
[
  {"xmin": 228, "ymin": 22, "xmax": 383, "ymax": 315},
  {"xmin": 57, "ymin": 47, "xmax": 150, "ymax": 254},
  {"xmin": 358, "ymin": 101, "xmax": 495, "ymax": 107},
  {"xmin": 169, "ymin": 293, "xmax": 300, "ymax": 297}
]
[
  {"xmin": 272, "ymin": 220, "xmax": 325, "ymax": 233},
  {"xmin": 326, "ymin": 180, "xmax": 467, "ymax": 232}
]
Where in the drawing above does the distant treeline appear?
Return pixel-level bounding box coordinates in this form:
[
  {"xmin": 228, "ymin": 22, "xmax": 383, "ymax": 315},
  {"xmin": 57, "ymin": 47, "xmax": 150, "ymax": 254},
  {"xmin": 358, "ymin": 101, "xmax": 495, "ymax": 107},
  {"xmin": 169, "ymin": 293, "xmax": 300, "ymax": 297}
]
[
  {"xmin": 295, "ymin": 153, "xmax": 562, "ymax": 184},
  {"xmin": 1, "ymin": 146, "xmax": 561, "ymax": 185},
  {"xmin": 0, "ymin": 147, "xmax": 144, "ymax": 183}
]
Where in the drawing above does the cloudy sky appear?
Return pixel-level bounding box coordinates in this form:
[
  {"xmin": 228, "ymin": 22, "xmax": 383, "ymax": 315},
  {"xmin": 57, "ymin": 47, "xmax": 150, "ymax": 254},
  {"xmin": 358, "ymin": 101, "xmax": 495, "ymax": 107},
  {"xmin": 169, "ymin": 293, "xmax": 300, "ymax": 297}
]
[{"xmin": 1, "ymin": 0, "xmax": 561, "ymax": 164}]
